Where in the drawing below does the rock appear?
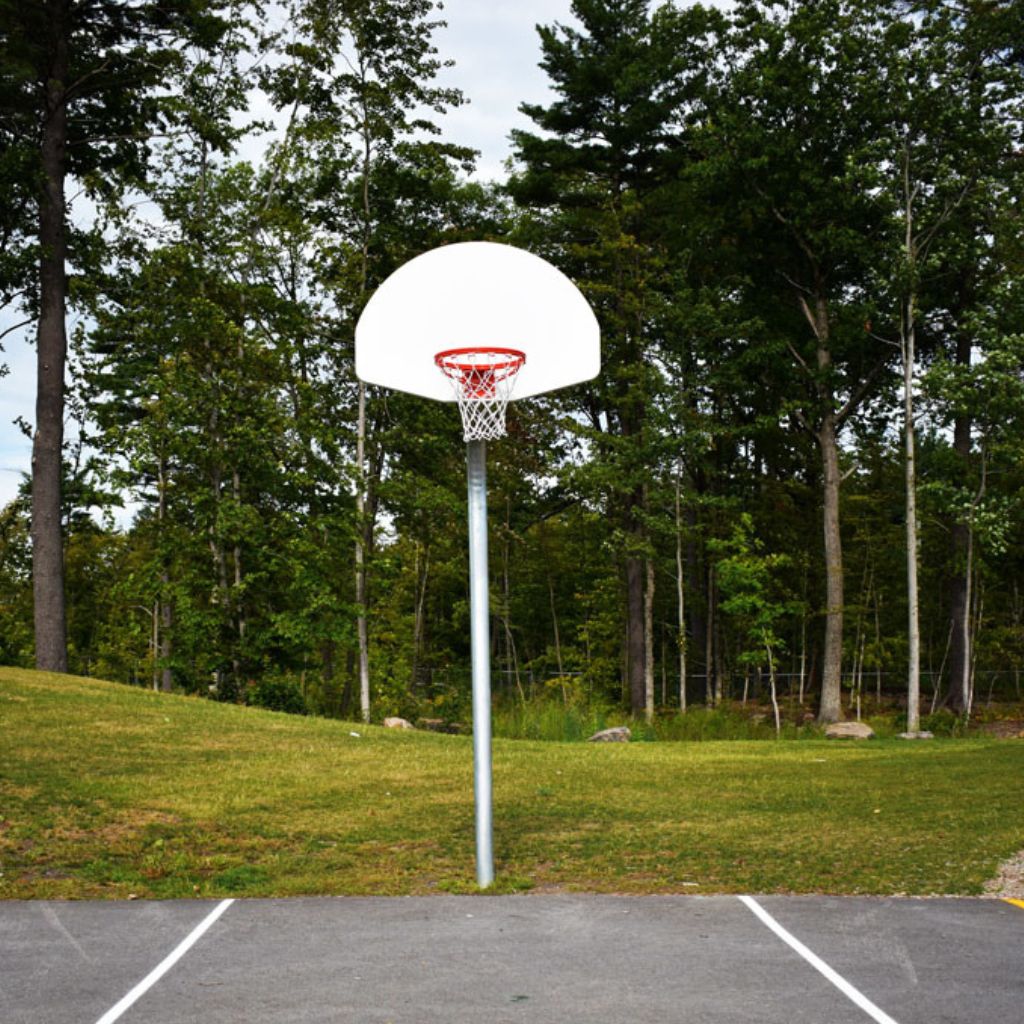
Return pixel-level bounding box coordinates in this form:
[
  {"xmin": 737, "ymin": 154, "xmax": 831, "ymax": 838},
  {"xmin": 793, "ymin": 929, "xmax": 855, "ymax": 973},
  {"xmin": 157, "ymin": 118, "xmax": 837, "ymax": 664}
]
[
  {"xmin": 383, "ymin": 717, "xmax": 414, "ymax": 730},
  {"xmin": 587, "ymin": 726, "xmax": 631, "ymax": 743},
  {"xmin": 897, "ymin": 730, "xmax": 934, "ymax": 740},
  {"xmin": 824, "ymin": 721, "xmax": 875, "ymax": 740}
]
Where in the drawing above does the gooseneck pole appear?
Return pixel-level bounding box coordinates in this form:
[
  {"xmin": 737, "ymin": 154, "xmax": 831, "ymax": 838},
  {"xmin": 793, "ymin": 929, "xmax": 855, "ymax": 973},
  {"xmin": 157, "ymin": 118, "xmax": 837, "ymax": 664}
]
[{"xmin": 466, "ymin": 439, "xmax": 494, "ymax": 888}]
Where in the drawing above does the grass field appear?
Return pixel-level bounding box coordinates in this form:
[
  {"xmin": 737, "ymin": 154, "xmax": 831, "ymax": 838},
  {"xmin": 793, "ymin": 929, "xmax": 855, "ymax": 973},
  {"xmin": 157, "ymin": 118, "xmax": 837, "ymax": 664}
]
[{"xmin": 2, "ymin": 667, "xmax": 1022, "ymax": 900}]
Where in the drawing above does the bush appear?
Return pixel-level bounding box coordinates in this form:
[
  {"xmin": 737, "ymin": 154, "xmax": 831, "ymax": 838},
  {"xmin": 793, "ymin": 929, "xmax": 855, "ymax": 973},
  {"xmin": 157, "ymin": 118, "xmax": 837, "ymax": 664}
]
[
  {"xmin": 492, "ymin": 698, "xmax": 619, "ymax": 741},
  {"xmin": 890, "ymin": 708, "xmax": 965, "ymax": 736},
  {"xmin": 491, "ymin": 697, "xmax": 814, "ymax": 742},
  {"xmin": 920, "ymin": 708, "xmax": 965, "ymax": 737},
  {"xmin": 247, "ymin": 677, "xmax": 308, "ymax": 716}
]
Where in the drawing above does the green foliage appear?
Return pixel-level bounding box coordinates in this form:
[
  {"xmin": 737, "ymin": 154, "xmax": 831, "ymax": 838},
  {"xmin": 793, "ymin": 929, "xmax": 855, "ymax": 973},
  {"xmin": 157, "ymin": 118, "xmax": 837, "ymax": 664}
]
[
  {"xmin": 0, "ymin": 497, "xmax": 32, "ymax": 667},
  {"xmin": 492, "ymin": 697, "xmax": 814, "ymax": 743},
  {"xmin": 247, "ymin": 677, "xmax": 309, "ymax": 716},
  {"xmin": 920, "ymin": 709, "xmax": 966, "ymax": 738},
  {"xmin": 712, "ymin": 514, "xmax": 794, "ymax": 671},
  {"xmin": 4, "ymin": 0, "xmax": 1024, "ymax": 732},
  {"xmin": 492, "ymin": 698, "xmax": 622, "ymax": 743}
]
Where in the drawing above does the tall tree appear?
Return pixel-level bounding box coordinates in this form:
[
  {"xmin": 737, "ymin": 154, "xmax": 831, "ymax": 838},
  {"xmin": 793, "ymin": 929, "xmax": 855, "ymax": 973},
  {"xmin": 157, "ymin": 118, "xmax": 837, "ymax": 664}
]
[
  {"xmin": 509, "ymin": 0, "xmax": 722, "ymax": 713},
  {"xmin": 873, "ymin": 4, "xmax": 1018, "ymax": 729},
  {"xmin": 263, "ymin": 0, "xmax": 474, "ymax": 721},
  {"xmin": 0, "ymin": 0, "xmax": 232, "ymax": 671},
  {"xmin": 907, "ymin": 0, "xmax": 1024, "ymax": 715},
  {"xmin": 701, "ymin": 0, "xmax": 898, "ymax": 722}
]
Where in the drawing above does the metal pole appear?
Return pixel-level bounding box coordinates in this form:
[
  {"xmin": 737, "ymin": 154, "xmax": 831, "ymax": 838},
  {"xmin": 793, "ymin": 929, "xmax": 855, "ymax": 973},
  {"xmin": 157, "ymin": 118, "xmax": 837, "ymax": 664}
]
[{"xmin": 466, "ymin": 439, "xmax": 494, "ymax": 887}]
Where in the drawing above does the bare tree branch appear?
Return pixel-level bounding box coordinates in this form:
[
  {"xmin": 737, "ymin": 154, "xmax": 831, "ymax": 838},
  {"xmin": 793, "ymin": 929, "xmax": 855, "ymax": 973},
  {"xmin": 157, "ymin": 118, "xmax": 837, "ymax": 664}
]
[
  {"xmin": 837, "ymin": 354, "xmax": 891, "ymax": 427},
  {"xmin": 0, "ymin": 318, "xmax": 33, "ymax": 343},
  {"xmin": 786, "ymin": 338, "xmax": 813, "ymax": 380}
]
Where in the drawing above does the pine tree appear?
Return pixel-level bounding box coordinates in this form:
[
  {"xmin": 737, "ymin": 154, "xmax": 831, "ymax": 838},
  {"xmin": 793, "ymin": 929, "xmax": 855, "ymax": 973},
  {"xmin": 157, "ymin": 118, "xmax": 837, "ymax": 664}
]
[{"xmin": 509, "ymin": 0, "xmax": 722, "ymax": 714}]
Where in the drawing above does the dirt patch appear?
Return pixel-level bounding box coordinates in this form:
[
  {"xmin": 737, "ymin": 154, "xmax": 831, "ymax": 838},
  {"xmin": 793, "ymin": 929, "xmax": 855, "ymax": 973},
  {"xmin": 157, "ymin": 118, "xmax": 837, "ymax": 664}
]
[
  {"xmin": 45, "ymin": 810, "xmax": 182, "ymax": 846},
  {"xmin": 0, "ymin": 782, "xmax": 41, "ymax": 800},
  {"xmin": 984, "ymin": 849, "xmax": 1024, "ymax": 899},
  {"xmin": 976, "ymin": 720, "xmax": 1024, "ymax": 739}
]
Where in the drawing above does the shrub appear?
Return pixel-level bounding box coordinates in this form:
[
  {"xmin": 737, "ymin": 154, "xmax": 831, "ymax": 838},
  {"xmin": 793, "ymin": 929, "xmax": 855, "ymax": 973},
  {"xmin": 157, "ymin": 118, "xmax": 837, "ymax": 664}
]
[
  {"xmin": 491, "ymin": 697, "xmax": 815, "ymax": 742},
  {"xmin": 920, "ymin": 708, "xmax": 964, "ymax": 737},
  {"xmin": 247, "ymin": 677, "xmax": 308, "ymax": 716}
]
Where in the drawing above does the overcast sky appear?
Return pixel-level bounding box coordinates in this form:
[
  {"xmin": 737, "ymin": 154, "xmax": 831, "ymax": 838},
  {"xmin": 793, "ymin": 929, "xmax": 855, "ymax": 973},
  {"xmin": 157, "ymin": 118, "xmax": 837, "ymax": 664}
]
[{"xmin": 0, "ymin": 0, "xmax": 727, "ymax": 511}]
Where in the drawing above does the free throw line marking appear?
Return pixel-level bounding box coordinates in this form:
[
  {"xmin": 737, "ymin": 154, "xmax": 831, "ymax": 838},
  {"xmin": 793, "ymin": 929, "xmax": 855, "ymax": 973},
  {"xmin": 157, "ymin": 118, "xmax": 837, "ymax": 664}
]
[
  {"xmin": 1005, "ymin": 898, "xmax": 1024, "ymax": 911},
  {"xmin": 94, "ymin": 898, "xmax": 234, "ymax": 1024},
  {"xmin": 738, "ymin": 895, "xmax": 900, "ymax": 1024}
]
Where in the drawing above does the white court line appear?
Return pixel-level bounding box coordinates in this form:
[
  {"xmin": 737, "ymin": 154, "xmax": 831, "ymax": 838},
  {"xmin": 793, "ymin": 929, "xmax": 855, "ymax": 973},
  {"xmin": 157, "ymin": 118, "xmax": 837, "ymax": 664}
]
[
  {"xmin": 738, "ymin": 895, "xmax": 900, "ymax": 1024},
  {"xmin": 93, "ymin": 899, "xmax": 234, "ymax": 1024}
]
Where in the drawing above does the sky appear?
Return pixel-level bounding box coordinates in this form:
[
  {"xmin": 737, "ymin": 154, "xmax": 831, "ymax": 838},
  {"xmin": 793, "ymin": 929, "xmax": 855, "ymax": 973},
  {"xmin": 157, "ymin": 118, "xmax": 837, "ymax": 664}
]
[{"xmin": 0, "ymin": 0, "xmax": 729, "ymax": 512}]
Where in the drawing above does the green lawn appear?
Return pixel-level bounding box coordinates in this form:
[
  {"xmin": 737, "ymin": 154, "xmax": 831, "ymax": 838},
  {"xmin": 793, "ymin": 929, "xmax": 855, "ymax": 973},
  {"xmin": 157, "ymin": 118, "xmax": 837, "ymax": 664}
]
[{"xmin": 1, "ymin": 667, "xmax": 1022, "ymax": 899}]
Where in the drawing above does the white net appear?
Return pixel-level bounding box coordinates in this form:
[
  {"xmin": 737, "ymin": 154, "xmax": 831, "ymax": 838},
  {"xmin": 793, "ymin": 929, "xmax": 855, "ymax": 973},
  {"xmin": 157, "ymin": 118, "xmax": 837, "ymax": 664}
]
[{"xmin": 435, "ymin": 348, "xmax": 526, "ymax": 442}]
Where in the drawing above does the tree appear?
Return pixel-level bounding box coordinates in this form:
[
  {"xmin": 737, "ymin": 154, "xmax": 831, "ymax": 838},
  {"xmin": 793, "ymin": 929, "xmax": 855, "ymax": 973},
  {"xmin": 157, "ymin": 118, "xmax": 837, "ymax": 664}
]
[
  {"xmin": 869, "ymin": 4, "xmax": 1022, "ymax": 730},
  {"xmin": 509, "ymin": 0, "xmax": 723, "ymax": 714},
  {"xmin": 906, "ymin": 0, "xmax": 1024, "ymax": 715},
  {"xmin": 0, "ymin": 0, "xmax": 233, "ymax": 671},
  {"xmin": 701, "ymin": 0, "xmax": 899, "ymax": 722},
  {"xmin": 714, "ymin": 514, "xmax": 794, "ymax": 736},
  {"xmin": 263, "ymin": 0, "xmax": 474, "ymax": 721}
]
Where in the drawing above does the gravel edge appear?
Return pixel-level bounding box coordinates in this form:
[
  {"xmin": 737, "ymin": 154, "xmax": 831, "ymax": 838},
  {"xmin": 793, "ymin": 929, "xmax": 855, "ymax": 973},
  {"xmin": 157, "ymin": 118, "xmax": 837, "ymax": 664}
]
[{"xmin": 983, "ymin": 849, "xmax": 1024, "ymax": 899}]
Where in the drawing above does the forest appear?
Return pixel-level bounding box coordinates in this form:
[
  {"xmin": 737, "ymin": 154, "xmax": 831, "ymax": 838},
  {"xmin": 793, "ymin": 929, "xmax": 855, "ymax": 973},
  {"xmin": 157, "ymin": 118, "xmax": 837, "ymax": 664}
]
[{"xmin": 1, "ymin": 0, "xmax": 1022, "ymax": 732}]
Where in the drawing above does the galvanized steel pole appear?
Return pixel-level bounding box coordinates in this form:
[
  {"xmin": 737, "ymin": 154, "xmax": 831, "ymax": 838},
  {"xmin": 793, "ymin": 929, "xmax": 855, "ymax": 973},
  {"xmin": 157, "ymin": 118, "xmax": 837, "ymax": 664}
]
[{"xmin": 466, "ymin": 439, "xmax": 494, "ymax": 888}]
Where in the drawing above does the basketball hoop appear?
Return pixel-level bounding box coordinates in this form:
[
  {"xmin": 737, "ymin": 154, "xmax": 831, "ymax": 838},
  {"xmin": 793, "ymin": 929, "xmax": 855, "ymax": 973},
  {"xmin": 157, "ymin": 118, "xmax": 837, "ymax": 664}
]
[
  {"xmin": 435, "ymin": 347, "xmax": 526, "ymax": 441},
  {"xmin": 357, "ymin": 242, "xmax": 600, "ymax": 888}
]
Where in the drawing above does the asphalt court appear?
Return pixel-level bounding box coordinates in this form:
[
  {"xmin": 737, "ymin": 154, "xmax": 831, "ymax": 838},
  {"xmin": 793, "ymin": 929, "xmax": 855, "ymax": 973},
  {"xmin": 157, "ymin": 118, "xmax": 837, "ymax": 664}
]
[{"xmin": 2, "ymin": 895, "xmax": 1021, "ymax": 1023}]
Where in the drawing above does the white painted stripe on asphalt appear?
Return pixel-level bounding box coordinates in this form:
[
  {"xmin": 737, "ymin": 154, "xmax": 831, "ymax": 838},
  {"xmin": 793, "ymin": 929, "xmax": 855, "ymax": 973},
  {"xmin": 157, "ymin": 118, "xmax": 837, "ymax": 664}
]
[
  {"xmin": 738, "ymin": 895, "xmax": 900, "ymax": 1024},
  {"xmin": 93, "ymin": 899, "xmax": 234, "ymax": 1024}
]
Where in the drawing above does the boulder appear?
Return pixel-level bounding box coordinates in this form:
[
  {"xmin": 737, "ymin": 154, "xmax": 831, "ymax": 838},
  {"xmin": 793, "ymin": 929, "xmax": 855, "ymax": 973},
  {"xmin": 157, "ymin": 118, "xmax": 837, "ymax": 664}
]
[
  {"xmin": 824, "ymin": 721, "xmax": 875, "ymax": 740},
  {"xmin": 588, "ymin": 726, "xmax": 632, "ymax": 743},
  {"xmin": 897, "ymin": 730, "xmax": 934, "ymax": 740},
  {"xmin": 383, "ymin": 717, "xmax": 414, "ymax": 730}
]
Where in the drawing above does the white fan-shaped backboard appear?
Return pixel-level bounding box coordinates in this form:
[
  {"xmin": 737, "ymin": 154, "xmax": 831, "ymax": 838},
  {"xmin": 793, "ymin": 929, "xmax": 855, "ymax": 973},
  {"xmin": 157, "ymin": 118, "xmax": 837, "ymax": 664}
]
[{"xmin": 355, "ymin": 241, "xmax": 600, "ymax": 401}]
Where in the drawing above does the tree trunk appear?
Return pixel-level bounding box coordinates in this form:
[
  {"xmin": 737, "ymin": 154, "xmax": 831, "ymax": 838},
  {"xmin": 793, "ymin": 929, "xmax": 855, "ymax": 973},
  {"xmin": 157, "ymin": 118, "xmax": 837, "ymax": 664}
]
[
  {"xmin": 675, "ymin": 471, "xmax": 687, "ymax": 713},
  {"xmin": 625, "ymin": 551, "xmax": 646, "ymax": 713},
  {"xmin": 705, "ymin": 561, "xmax": 716, "ymax": 706},
  {"xmin": 902, "ymin": 296, "xmax": 921, "ymax": 733},
  {"xmin": 500, "ymin": 512, "xmax": 525, "ymax": 703},
  {"xmin": 797, "ymin": 578, "xmax": 808, "ymax": 706},
  {"xmin": 686, "ymin": 504, "xmax": 704, "ymax": 700},
  {"xmin": 714, "ymin": 610, "xmax": 726, "ymax": 704},
  {"xmin": 32, "ymin": 4, "xmax": 70, "ymax": 673},
  {"xmin": 411, "ymin": 543, "xmax": 430, "ymax": 691},
  {"xmin": 157, "ymin": 456, "xmax": 173, "ymax": 692},
  {"xmin": 968, "ymin": 567, "xmax": 983, "ymax": 719},
  {"xmin": 644, "ymin": 557, "xmax": 655, "ymax": 723},
  {"xmin": 205, "ymin": 365, "xmax": 230, "ymax": 692},
  {"xmin": 947, "ymin": 330, "xmax": 972, "ymax": 713},
  {"xmin": 355, "ymin": 381, "xmax": 371, "ymax": 723},
  {"xmin": 797, "ymin": 289, "xmax": 846, "ymax": 725},
  {"xmin": 548, "ymin": 575, "xmax": 564, "ymax": 676},
  {"xmin": 150, "ymin": 600, "xmax": 159, "ymax": 690},
  {"xmin": 232, "ymin": 466, "xmax": 246, "ymax": 677},
  {"xmin": 816, "ymin": 411, "xmax": 844, "ymax": 724},
  {"xmin": 766, "ymin": 639, "xmax": 781, "ymax": 738}
]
